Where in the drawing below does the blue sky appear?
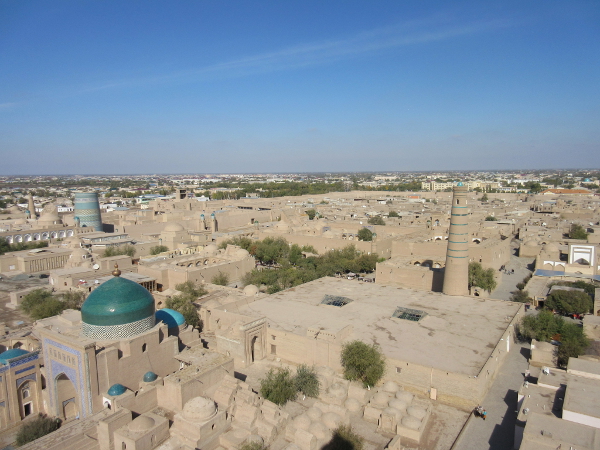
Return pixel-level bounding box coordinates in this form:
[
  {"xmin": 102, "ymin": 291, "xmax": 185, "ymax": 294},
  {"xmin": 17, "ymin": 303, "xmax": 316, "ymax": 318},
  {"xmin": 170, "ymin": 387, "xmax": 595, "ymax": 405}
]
[{"xmin": 1, "ymin": 0, "xmax": 599, "ymax": 175}]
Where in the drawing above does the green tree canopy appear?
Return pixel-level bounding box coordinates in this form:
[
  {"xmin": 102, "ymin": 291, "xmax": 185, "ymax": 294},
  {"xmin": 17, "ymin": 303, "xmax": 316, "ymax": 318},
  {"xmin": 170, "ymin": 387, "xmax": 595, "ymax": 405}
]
[
  {"xmin": 388, "ymin": 211, "xmax": 399, "ymax": 218},
  {"xmin": 485, "ymin": 216, "xmax": 498, "ymax": 221},
  {"xmin": 357, "ymin": 228, "xmax": 373, "ymax": 241},
  {"xmin": 545, "ymin": 289, "xmax": 592, "ymax": 315},
  {"xmin": 519, "ymin": 310, "xmax": 589, "ymax": 367},
  {"xmin": 569, "ymin": 224, "xmax": 588, "ymax": 240},
  {"xmin": 305, "ymin": 209, "xmax": 317, "ymax": 220},
  {"xmin": 468, "ymin": 262, "xmax": 497, "ymax": 293},
  {"xmin": 340, "ymin": 340, "xmax": 385, "ymax": 388}
]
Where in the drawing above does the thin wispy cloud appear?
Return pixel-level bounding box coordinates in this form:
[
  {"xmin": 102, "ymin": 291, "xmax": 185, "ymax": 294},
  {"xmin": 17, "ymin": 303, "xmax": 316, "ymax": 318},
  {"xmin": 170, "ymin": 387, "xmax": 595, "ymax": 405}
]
[
  {"xmin": 0, "ymin": 102, "xmax": 17, "ymax": 110},
  {"xmin": 82, "ymin": 17, "xmax": 514, "ymax": 93}
]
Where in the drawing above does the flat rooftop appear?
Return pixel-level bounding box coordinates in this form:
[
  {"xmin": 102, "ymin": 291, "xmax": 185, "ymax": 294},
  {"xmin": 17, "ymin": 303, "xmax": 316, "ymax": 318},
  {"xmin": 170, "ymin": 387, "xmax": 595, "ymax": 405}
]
[
  {"xmin": 236, "ymin": 277, "xmax": 522, "ymax": 376},
  {"xmin": 521, "ymin": 412, "xmax": 600, "ymax": 450},
  {"xmin": 563, "ymin": 375, "xmax": 600, "ymax": 419}
]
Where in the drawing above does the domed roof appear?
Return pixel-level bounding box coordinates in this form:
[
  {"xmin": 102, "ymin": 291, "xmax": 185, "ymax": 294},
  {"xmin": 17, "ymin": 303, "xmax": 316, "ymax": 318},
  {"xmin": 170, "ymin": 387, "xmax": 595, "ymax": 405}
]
[
  {"xmin": 107, "ymin": 383, "xmax": 127, "ymax": 396},
  {"xmin": 543, "ymin": 243, "xmax": 559, "ymax": 253},
  {"xmin": 523, "ymin": 240, "xmax": 538, "ymax": 247},
  {"xmin": 0, "ymin": 348, "xmax": 29, "ymax": 365},
  {"xmin": 164, "ymin": 222, "xmax": 184, "ymax": 232},
  {"xmin": 143, "ymin": 371, "xmax": 158, "ymax": 382},
  {"xmin": 155, "ymin": 308, "xmax": 185, "ymax": 328},
  {"xmin": 182, "ymin": 396, "xmax": 217, "ymax": 422},
  {"xmin": 81, "ymin": 271, "xmax": 155, "ymax": 327},
  {"xmin": 129, "ymin": 415, "xmax": 155, "ymax": 432}
]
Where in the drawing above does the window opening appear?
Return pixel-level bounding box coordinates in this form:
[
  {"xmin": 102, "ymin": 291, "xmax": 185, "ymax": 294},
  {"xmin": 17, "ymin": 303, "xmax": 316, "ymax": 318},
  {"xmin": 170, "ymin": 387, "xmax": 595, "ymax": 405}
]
[
  {"xmin": 392, "ymin": 307, "xmax": 427, "ymax": 322},
  {"xmin": 321, "ymin": 295, "xmax": 353, "ymax": 307}
]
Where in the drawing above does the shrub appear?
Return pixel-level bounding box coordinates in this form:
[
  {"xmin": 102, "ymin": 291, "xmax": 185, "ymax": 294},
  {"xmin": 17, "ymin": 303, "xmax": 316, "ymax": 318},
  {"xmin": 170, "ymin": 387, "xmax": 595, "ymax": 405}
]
[
  {"xmin": 239, "ymin": 442, "xmax": 267, "ymax": 450},
  {"xmin": 150, "ymin": 245, "xmax": 169, "ymax": 255},
  {"xmin": 295, "ymin": 364, "xmax": 320, "ymax": 398},
  {"xmin": 485, "ymin": 216, "xmax": 498, "ymax": 221},
  {"xmin": 322, "ymin": 425, "xmax": 364, "ymax": 450},
  {"xmin": 15, "ymin": 414, "xmax": 61, "ymax": 446},
  {"xmin": 102, "ymin": 244, "xmax": 136, "ymax": 258},
  {"xmin": 165, "ymin": 295, "xmax": 201, "ymax": 329},
  {"xmin": 212, "ymin": 271, "xmax": 230, "ymax": 286},
  {"xmin": 260, "ymin": 368, "xmax": 297, "ymax": 406},
  {"xmin": 367, "ymin": 216, "xmax": 385, "ymax": 226},
  {"xmin": 340, "ymin": 341, "xmax": 385, "ymax": 388},
  {"xmin": 510, "ymin": 290, "xmax": 532, "ymax": 303},
  {"xmin": 305, "ymin": 209, "xmax": 317, "ymax": 220},
  {"xmin": 388, "ymin": 211, "xmax": 399, "ymax": 218}
]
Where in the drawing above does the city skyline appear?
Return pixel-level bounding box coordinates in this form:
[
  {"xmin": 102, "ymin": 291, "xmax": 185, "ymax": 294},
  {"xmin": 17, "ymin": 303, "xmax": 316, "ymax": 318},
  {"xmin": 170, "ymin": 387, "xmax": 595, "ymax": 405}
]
[{"xmin": 1, "ymin": 0, "xmax": 599, "ymax": 174}]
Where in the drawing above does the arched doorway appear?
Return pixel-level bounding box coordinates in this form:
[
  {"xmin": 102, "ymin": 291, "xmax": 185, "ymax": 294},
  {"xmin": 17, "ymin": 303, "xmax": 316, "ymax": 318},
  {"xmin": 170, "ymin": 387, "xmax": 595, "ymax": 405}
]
[
  {"xmin": 55, "ymin": 373, "xmax": 78, "ymax": 420},
  {"xmin": 18, "ymin": 380, "xmax": 37, "ymax": 419}
]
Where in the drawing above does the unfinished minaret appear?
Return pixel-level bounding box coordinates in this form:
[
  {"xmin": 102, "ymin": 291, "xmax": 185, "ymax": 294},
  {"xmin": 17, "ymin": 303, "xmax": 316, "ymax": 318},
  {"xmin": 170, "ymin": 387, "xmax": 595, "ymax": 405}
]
[{"xmin": 442, "ymin": 182, "xmax": 470, "ymax": 296}]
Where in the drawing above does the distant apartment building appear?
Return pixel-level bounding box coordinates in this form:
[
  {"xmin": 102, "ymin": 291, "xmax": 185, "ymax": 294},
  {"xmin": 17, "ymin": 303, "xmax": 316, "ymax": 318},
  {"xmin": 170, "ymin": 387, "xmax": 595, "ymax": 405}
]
[{"xmin": 421, "ymin": 180, "xmax": 500, "ymax": 191}]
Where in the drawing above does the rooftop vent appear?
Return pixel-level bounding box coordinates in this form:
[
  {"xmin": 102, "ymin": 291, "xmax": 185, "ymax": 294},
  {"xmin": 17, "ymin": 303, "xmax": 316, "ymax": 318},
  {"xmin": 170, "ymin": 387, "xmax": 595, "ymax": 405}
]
[
  {"xmin": 321, "ymin": 295, "xmax": 353, "ymax": 307},
  {"xmin": 392, "ymin": 307, "xmax": 427, "ymax": 322}
]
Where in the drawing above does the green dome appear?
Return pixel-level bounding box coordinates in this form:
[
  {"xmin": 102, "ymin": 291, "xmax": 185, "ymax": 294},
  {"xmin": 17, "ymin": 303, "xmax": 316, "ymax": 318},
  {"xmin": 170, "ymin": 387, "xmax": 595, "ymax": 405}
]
[{"xmin": 81, "ymin": 276, "xmax": 155, "ymax": 327}]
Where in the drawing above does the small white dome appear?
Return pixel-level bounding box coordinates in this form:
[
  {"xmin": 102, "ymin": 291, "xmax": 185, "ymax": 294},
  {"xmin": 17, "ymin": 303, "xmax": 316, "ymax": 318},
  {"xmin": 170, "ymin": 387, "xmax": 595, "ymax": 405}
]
[
  {"xmin": 401, "ymin": 416, "xmax": 421, "ymax": 430},
  {"xmin": 243, "ymin": 284, "xmax": 259, "ymax": 296},
  {"xmin": 407, "ymin": 406, "xmax": 427, "ymax": 420},
  {"xmin": 306, "ymin": 406, "xmax": 322, "ymax": 421},
  {"xmin": 129, "ymin": 415, "xmax": 155, "ymax": 432},
  {"xmin": 322, "ymin": 412, "xmax": 342, "ymax": 429}
]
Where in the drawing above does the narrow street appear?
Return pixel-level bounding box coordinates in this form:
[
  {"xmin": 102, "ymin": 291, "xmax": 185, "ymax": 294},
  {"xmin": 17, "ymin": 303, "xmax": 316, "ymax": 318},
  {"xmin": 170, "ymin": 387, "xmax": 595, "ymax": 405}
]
[{"xmin": 453, "ymin": 341, "xmax": 530, "ymax": 450}]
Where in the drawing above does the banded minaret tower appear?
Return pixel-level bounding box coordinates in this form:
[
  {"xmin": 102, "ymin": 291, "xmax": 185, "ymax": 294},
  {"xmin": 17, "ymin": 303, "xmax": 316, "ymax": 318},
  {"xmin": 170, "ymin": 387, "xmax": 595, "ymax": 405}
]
[{"xmin": 442, "ymin": 182, "xmax": 470, "ymax": 296}]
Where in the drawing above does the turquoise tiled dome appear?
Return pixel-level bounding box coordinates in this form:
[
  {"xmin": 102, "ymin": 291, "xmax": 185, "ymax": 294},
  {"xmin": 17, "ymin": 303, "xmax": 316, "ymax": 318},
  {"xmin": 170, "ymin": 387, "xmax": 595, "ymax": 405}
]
[
  {"xmin": 82, "ymin": 277, "xmax": 154, "ymax": 327},
  {"xmin": 155, "ymin": 308, "xmax": 185, "ymax": 329},
  {"xmin": 107, "ymin": 383, "xmax": 127, "ymax": 396},
  {"xmin": 143, "ymin": 371, "xmax": 158, "ymax": 382},
  {"xmin": 81, "ymin": 267, "xmax": 155, "ymax": 340},
  {"xmin": 0, "ymin": 348, "xmax": 29, "ymax": 365}
]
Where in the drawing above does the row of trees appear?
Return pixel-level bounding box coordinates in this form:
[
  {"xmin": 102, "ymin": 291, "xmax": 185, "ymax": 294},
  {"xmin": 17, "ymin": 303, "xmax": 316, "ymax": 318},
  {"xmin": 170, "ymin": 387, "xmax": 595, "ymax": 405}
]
[
  {"xmin": 0, "ymin": 237, "xmax": 49, "ymax": 255},
  {"xmin": 221, "ymin": 237, "xmax": 379, "ymax": 294}
]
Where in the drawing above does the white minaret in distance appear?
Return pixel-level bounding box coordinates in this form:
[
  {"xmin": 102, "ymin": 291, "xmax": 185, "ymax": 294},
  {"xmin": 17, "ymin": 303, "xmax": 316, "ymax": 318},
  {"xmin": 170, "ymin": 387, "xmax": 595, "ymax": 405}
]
[{"xmin": 442, "ymin": 182, "xmax": 470, "ymax": 296}]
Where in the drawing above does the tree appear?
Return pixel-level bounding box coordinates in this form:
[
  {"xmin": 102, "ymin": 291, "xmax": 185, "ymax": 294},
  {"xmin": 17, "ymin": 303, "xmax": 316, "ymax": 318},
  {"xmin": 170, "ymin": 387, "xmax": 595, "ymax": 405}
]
[
  {"xmin": 357, "ymin": 228, "xmax": 373, "ymax": 242},
  {"xmin": 388, "ymin": 211, "xmax": 399, "ymax": 218},
  {"xmin": 367, "ymin": 216, "xmax": 385, "ymax": 226},
  {"xmin": 150, "ymin": 245, "xmax": 169, "ymax": 255},
  {"xmin": 165, "ymin": 281, "xmax": 207, "ymax": 329},
  {"xmin": 212, "ymin": 271, "xmax": 230, "ymax": 286},
  {"xmin": 305, "ymin": 209, "xmax": 317, "ymax": 220},
  {"xmin": 260, "ymin": 368, "xmax": 297, "ymax": 406},
  {"xmin": 569, "ymin": 224, "xmax": 588, "ymax": 240},
  {"xmin": 545, "ymin": 289, "xmax": 592, "ymax": 315},
  {"xmin": 15, "ymin": 414, "xmax": 61, "ymax": 446},
  {"xmin": 20, "ymin": 289, "xmax": 53, "ymax": 316},
  {"xmin": 340, "ymin": 341, "xmax": 385, "ymax": 388},
  {"xmin": 485, "ymin": 216, "xmax": 497, "ymax": 221},
  {"xmin": 60, "ymin": 291, "xmax": 86, "ymax": 310},
  {"xmin": 481, "ymin": 193, "xmax": 489, "ymax": 202},
  {"xmin": 295, "ymin": 364, "xmax": 320, "ymax": 398},
  {"xmin": 468, "ymin": 262, "xmax": 497, "ymax": 293},
  {"xmin": 322, "ymin": 425, "xmax": 364, "ymax": 450}
]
